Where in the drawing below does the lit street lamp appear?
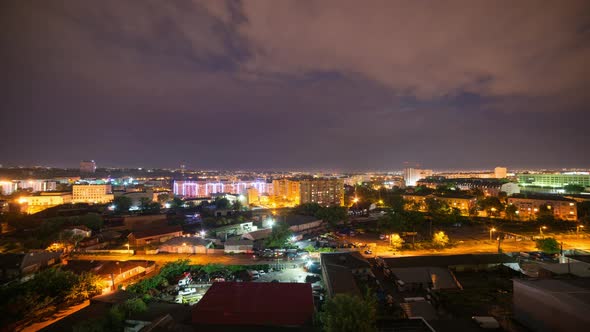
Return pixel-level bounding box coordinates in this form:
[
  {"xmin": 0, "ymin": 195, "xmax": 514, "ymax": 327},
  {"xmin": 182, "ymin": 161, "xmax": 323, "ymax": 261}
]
[
  {"xmin": 577, "ymin": 224, "xmax": 585, "ymax": 236},
  {"xmin": 125, "ymin": 243, "xmax": 130, "ymax": 255},
  {"xmin": 540, "ymin": 226, "xmax": 547, "ymax": 238},
  {"xmin": 489, "ymin": 228, "xmax": 496, "ymax": 241}
]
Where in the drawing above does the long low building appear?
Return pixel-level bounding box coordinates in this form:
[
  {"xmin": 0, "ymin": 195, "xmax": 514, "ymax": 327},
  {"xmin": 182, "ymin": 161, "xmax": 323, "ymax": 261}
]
[
  {"xmin": 507, "ymin": 194, "xmax": 577, "ymax": 221},
  {"xmin": 159, "ymin": 237, "xmax": 213, "ymax": 254},
  {"xmin": 127, "ymin": 225, "xmax": 183, "ymax": 246}
]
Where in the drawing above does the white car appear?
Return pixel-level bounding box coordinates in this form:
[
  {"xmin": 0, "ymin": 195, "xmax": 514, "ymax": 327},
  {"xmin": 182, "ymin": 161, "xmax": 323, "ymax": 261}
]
[{"xmin": 179, "ymin": 288, "xmax": 197, "ymax": 296}]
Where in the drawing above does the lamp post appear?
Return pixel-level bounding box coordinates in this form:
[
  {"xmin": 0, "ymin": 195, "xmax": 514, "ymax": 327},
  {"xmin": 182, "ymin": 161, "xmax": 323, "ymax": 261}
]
[
  {"xmin": 577, "ymin": 224, "xmax": 584, "ymax": 237},
  {"xmin": 125, "ymin": 243, "xmax": 130, "ymax": 255},
  {"xmin": 489, "ymin": 228, "xmax": 496, "ymax": 241},
  {"xmin": 353, "ymin": 197, "xmax": 359, "ymax": 210},
  {"xmin": 540, "ymin": 226, "xmax": 547, "ymax": 238}
]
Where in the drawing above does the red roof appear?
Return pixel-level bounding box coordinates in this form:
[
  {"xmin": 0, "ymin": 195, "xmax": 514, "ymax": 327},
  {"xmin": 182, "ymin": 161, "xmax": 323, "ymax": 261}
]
[{"xmin": 192, "ymin": 282, "xmax": 314, "ymax": 327}]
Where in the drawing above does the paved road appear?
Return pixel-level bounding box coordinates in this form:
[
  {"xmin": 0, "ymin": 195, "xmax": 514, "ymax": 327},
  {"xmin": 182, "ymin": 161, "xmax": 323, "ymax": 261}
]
[{"xmin": 72, "ymin": 252, "xmax": 301, "ymax": 266}]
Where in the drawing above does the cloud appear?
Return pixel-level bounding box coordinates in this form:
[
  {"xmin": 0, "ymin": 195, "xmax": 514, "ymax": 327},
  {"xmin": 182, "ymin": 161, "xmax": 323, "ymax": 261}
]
[{"xmin": 230, "ymin": 0, "xmax": 590, "ymax": 101}]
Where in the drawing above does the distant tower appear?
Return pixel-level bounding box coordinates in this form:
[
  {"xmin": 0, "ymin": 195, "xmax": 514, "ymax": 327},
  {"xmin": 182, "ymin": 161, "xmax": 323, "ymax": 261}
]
[
  {"xmin": 180, "ymin": 162, "xmax": 186, "ymax": 179},
  {"xmin": 80, "ymin": 160, "xmax": 96, "ymax": 173},
  {"xmin": 494, "ymin": 167, "xmax": 508, "ymax": 178}
]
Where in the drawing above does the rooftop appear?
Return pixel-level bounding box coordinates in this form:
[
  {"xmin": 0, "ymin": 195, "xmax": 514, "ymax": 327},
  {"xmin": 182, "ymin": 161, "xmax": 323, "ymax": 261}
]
[
  {"xmin": 160, "ymin": 236, "xmax": 212, "ymax": 247},
  {"xmin": 509, "ymin": 193, "xmax": 576, "ymax": 202},
  {"xmin": 321, "ymin": 251, "xmax": 371, "ymax": 270},
  {"xmin": 128, "ymin": 225, "xmax": 182, "ymax": 239},
  {"xmin": 192, "ymin": 282, "xmax": 314, "ymax": 328},
  {"xmin": 381, "ymin": 254, "xmax": 515, "ymax": 268},
  {"xmin": 285, "ymin": 215, "xmax": 321, "ymax": 226}
]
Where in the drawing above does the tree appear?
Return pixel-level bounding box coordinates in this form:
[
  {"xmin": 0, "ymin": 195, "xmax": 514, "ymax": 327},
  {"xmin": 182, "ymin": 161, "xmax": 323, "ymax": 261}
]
[
  {"xmin": 535, "ymin": 237, "xmax": 560, "ymax": 254},
  {"xmin": 537, "ymin": 204, "xmax": 555, "ymax": 223},
  {"xmin": 389, "ymin": 234, "xmax": 404, "ymax": 251},
  {"xmin": 214, "ymin": 197, "xmax": 230, "ymax": 209},
  {"xmin": 564, "ymin": 184, "xmax": 585, "ymax": 194},
  {"xmin": 113, "ymin": 196, "xmax": 132, "ymax": 214},
  {"xmin": 157, "ymin": 193, "xmax": 170, "ymax": 204},
  {"xmin": 265, "ymin": 221, "xmax": 292, "ymax": 248},
  {"xmin": 478, "ymin": 197, "xmax": 504, "ymax": 217},
  {"xmin": 432, "ymin": 231, "xmax": 450, "ymax": 248},
  {"xmin": 505, "ymin": 204, "xmax": 518, "ymax": 221},
  {"xmin": 77, "ymin": 213, "xmax": 103, "ymax": 231},
  {"xmin": 232, "ymin": 199, "xmax": 243, "ymax": 211},
  {"xmin": 316, "ymin": 206, "xmax": 348, "ymax": 228},
  {"xmin": 139, "ymin": 197, "xmax": 152, "ymax": 211},
  {"xmin": 170, "ymin": 197, "xmax": 184, "ymax": 210},
  {"xmin": 320, "ymin": 294, "xmax": 377, "ymax": 332},
  {"xmin": 293, "ymin": 203, "xmax": 322, "ymax": 216}
]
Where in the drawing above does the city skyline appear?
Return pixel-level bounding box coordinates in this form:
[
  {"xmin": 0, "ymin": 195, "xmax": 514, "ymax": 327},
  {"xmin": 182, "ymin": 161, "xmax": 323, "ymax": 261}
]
[{"xmin": 2, "ymin": 1, "xmax": 589, "ymax": 170}]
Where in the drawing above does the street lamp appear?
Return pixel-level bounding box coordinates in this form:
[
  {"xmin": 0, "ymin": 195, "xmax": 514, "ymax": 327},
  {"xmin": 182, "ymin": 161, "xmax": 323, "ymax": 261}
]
[
  {"xmin": 540, "ymin": 226, "xmax": 547, "ymax": 238},
  {"xmin": 125, "ymin": 243, "xmax": 130, "ymax": 255},
  {"xmin": 489, "ymin": 228, "xmax": 496, "ymax": 241},
  {"xmin": 200, "ymin": 230, "xmax": 206, "ymax": 238},
  {"xmin": 577, "ymin": 224, "xmax": 585, "ymax": 236}
]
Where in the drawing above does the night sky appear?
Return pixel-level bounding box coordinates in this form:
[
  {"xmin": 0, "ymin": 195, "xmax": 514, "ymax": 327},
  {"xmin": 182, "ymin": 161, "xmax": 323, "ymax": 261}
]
[{"xmin": 1, "ymin": 1, "xmax": 589, "ymax": 171}]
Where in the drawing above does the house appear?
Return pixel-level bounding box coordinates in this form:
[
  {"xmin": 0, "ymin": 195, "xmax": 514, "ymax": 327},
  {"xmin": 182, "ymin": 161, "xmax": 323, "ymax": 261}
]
[
  {"xmin": 127, "ymin": 225, "xmax": 183, "ymax": 246},
  {"xmin": 214, "ymin": 222, "xmax": 257, "ymax": 240},
  {"xmin": 320, "ymin": 252, "xmax": 372, "ymax": 298},
  {"xmin": 387, "ymin": 267, "xmax": 460, "ymax": 291},
  {"xmin": 64, "ymin": 260, "xmax": 155, "ymax": 293},
  {"xmin": 192, "ymin": 282, "xmax": 314, "ymax": 330},
  {"xmin": 242, "ymin": 228, "xmax": 272, "ymax": 241},
  {"xmin": 0, "ymin": 251, "xmax": 62, "ymax": 283},
  {"xmin": 159, "ymin": 236, "xmax": 213, "ymax": 254},
  {"xmin": 513, "ymin": 278, "xmax": 590, "ymax": 332},
  {"xmin": 64, "ymin": 225, "xmax": 92, "ymax": 238},
  {"xmin": 285, "ymin": 215, "xmax": 324, "ymax": 234},
  {"xmin": 224, "ymin": 238, "xmax": 254, "ymax": 254},
  {"xmin": 377, "ymin": 254, "xmax": 516, "ymax": 272}
]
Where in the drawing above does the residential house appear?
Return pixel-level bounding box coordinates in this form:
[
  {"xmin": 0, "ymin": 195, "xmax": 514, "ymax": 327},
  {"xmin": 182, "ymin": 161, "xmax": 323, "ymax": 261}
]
[
  {"xmin": 0, "ymin": 251, "xmax": 62, "ymax": 283},
  {"xmin": 159, "ymin": 237, "xmax": 213, "ymax": 254},
  {"xmin": 320, "ymin": 252, "xmax": 372, "ymax": 298}
]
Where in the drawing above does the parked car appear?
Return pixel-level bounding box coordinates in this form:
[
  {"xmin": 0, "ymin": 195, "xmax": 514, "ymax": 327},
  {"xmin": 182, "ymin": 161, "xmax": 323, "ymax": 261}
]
[{"xmin": 364, "ymin": 249, "xmax": 373, "ymax": 255}]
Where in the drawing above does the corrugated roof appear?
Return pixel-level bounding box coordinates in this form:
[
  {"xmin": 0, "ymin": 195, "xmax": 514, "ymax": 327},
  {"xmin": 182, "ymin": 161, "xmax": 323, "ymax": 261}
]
[{"xmin": 192, "ymin": 282, "xmax": 314, "ymax": 327}]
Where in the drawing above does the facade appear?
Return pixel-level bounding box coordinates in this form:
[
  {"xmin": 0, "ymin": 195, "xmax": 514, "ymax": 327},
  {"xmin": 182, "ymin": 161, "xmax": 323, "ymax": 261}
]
[
  {"xmin": 72, "ymin": 184, "xmax": 114, "ymax": 204},
  {"xmin": 224, "ymin": 239, "xmax": 254, "ymax": 253},
  {"xmin": 404, "ymin": 168, "xmax": 433, "ymax": 187},
  {"xmin": 299, "ymin": 178, "xmax": 344, "ymax": 206},
  {"xmin": 434, "ymin": 194, "xmax": 477, "ymax": 215},
  {"xmin": 158, "ymin": 237, "xmax": 213, "ymax": 254},
  {"xmin": 173, "ymin": 180, "xmax": 271, "ymax": 198},
  {"xmin": 14, "ymin": 180, "xmax": 57, "ymax": 193},
  {"xmin": 0, "ymin": 181, "xmax": 17, "ymax": 196},
  {"xmin": 79, "ymin": 160, "xmax": 97, "ymax": 173},
  {"xmin": 494, "ymin": 167, "xmax": 508, "ymax": 178},
  {"xmin": 271, "ymin": 178, "xmax": 301, "ymax": 207},
  {"xmin": 0, "ymin": 251, "xmax": 62, "ymax": 283},
  {"xmin": 127, "ymin": 226, "xmax": 183, "ymax": 246},
  {"xmin": 507, "ymin": 194, "xmax": 577, "ymax": 221},
  {"xmin": 65, "ymin": 260, "xmax": 155, "ymax": 293},
  {"xmin": 18, "ymin": 192, "xmax": 72, "ymax": 214},
  {"xmin": 517, "ymin": 173, "xmax": 590, "ymax": 189},
  {"xmin": 501, "ymin": 182, "xmax": 521, "ymax": 196}
]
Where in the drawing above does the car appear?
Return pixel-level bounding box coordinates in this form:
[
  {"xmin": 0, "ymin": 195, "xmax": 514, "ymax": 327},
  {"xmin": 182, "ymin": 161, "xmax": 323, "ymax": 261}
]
[
  {"xmin": 258, "ymin": 270, "xmax": 266, "ymax": 275},
  {"xmin": 364, "ymin": 250, "xmax": 373, "ymax": 255},
  {"xmin": 179, "ymin": 288, "xmax": 197, "ymax": 296},
  {"xmin": 379, "ymin": 234, "xmax": 386, "ymax": 240}
]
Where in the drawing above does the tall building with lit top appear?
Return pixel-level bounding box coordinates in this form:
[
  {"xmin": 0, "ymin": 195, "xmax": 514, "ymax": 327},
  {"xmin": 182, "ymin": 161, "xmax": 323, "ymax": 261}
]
[
  {"xmin": 404, "ymin": 168, "xmax": 433, "ymax": 187},
  {"xmin": 80, "ymin": 160, "xmax": 96, "ymax": 173},
  {"xmin": 300, "ymin": 178, "xmax": 344, "ymax": 206}
]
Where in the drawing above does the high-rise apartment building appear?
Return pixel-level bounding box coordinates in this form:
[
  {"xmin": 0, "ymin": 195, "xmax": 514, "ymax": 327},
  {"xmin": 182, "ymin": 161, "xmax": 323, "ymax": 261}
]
[
  {"xmin": 271, "ymin": 179, "xmax": 301, "ymax": 207},
  {"xmin": 72, "ymin": 184, "xmax": 114, "ymax": 204},
  {"xmin": 300, "ymin": 178, "xmax": 344, "ymax": 206},
  {"xmin": 494, "ymin": 167, "xmax": 508, "ymax": 179},
  {"xmin": 403, "ymin": 168, "xmax": 433, "ymax": 187},
  {"xmin": 80, "ymin": 160, "xmax": 97, "ymax": 173}
]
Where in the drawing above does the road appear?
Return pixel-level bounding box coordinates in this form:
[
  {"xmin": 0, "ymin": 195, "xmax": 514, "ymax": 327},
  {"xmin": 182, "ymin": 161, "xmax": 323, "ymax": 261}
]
[{"xmin": 72, "ymin": 252, "xmax": 300, "ymax": 266}]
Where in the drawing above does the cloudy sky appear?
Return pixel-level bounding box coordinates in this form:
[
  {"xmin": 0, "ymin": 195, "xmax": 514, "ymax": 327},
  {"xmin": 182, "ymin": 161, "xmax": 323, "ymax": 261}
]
[{"xmin": 1, "ymin": 0, "xmax": 589, "ymax": 171}]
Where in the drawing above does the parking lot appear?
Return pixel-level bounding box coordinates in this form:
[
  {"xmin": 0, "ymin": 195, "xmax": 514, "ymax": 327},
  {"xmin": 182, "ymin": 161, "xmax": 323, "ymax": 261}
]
[{"xmin": 253, "ymin": 266, "xmax": 311, "ymax": 283}]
